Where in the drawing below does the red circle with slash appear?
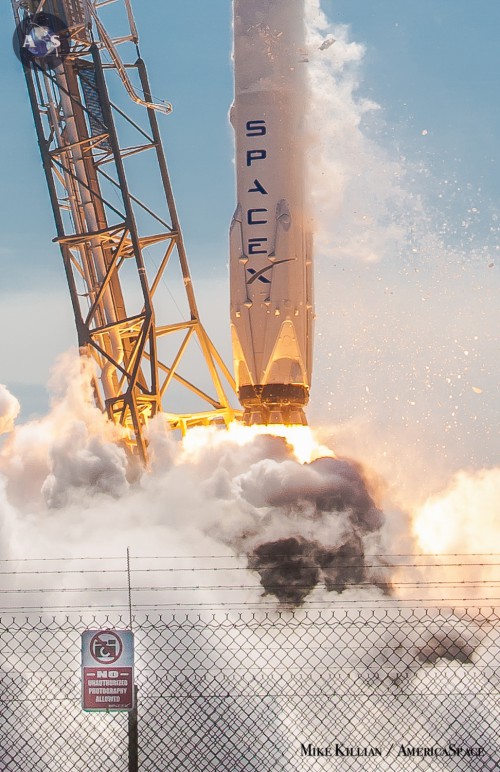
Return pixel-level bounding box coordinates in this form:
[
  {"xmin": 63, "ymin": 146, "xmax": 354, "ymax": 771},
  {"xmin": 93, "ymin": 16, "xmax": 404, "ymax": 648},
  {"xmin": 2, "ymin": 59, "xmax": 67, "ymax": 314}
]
[{"xmin": 89, "ymin": 631, "xmax": 123, "ymax": 665}]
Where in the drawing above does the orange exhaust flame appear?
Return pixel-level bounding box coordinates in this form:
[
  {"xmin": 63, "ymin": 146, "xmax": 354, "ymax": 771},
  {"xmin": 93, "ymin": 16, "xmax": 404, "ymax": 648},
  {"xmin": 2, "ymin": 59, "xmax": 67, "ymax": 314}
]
[{"xmin": 181, "ymin": 422, "xmax": 335, "ymax": 465}]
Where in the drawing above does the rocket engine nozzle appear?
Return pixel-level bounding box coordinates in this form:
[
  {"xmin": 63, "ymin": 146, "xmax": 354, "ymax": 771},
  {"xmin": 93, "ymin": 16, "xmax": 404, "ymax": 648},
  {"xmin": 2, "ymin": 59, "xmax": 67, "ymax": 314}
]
[{"xmin": 240, "ymin": 384, "xmax": 309, "ymax": 426}]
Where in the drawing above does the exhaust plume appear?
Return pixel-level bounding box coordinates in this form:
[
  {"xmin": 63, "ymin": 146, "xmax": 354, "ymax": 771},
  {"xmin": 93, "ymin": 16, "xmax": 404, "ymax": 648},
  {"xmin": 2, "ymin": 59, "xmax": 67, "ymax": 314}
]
[
  {"xmin": 0, "ymin": 385, "xmax": 20, "ymax": 435},
  {"xmin": 240, "ymin": 455, "xmax": 390, "ymax": 604},
  {"xmin": 0, "ymin": 354, "xmax": 392, "ymax": 608}
]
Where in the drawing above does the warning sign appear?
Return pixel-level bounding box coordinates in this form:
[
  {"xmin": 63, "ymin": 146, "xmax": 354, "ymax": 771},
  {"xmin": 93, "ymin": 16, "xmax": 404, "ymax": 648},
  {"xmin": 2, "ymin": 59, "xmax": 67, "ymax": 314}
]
[{"xmin": 81, "ymin": 630, "xmax": 134, "ymax": 712}]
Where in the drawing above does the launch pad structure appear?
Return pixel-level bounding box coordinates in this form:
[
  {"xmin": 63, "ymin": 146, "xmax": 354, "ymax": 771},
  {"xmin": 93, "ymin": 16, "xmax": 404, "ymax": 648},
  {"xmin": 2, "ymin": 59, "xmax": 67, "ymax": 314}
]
[{"xmin": 13, "ymin": 0, "xmax": 239, "ymax": 462}]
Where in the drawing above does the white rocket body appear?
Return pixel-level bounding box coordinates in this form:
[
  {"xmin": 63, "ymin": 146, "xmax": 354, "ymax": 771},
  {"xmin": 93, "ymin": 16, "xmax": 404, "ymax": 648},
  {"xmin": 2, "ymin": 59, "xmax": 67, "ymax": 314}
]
[{"xmin": 230, "ymin": 0, "xmax": 313, "ymax": 425}]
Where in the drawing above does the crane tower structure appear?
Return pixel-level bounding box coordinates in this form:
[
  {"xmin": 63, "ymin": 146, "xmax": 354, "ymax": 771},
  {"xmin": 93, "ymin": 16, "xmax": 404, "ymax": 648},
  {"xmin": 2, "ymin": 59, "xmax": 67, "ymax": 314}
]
[{"xmin": 12, "ymin": 0, "xmax": 239, "ymax": 462}]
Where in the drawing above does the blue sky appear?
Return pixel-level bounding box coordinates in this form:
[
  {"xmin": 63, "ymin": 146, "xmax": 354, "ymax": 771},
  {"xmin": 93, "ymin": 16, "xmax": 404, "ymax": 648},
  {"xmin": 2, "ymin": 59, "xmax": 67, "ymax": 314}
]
[
  {"xmin": 2, "ymin": 1, "xmax": 498, "ymax": 282},
  {"xmin": 0, "ymin": 1, "xmax": 498, "ymax": 476},
  {"xmin": 331, "ymin": 0, "xmax": 500, "ymax": 204}
]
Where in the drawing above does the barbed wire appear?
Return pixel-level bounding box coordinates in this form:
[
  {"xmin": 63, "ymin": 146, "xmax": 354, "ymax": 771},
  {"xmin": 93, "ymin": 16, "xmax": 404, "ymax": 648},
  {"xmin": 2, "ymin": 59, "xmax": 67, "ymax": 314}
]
[
  {"xmin": 1, "ymin": 580, "xmax": 500, "ymax": 594},
  {"xmin": 1, "ymin": 554, "xmax": 498, "ymax": 612},
  {"xmin": 1, "ymin": 598, "xmax": 500, "ymax": 614},
  {"xmin": 1, "ymin": 563, "xmax": 499, "ymax": 578},
  {"xmin": 1, "ymin": 558, "xmax": 499, "ymax": 575},
  {"xmin": 1, "ymin": 553, "xmax": 499, "ymax": 563}
]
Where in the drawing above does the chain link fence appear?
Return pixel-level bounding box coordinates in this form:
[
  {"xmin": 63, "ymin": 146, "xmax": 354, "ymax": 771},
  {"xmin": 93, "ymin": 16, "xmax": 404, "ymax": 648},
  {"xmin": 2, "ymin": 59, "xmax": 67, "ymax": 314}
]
[{"xmin": 0, "ymin": 607, "xmax": 498, "ymax": 770}]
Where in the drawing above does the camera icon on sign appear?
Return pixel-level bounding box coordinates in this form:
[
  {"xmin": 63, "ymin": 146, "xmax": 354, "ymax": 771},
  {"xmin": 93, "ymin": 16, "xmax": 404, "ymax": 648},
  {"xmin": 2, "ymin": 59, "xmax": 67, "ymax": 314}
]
[
  {"xmin": 94, "ymin": 639, "xmax": 117, "ymax": 660},
  {"xmin": 90, "ymin": 632, "xmax": 123, "ymax": 664}
]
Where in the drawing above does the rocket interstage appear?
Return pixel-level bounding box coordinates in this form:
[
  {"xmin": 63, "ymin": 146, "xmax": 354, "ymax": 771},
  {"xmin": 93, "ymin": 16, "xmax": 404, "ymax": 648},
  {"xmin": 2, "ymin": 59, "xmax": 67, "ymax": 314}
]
[{"xmin": 230, "ymin": 0, "xmax": 313, "ymax": 427}]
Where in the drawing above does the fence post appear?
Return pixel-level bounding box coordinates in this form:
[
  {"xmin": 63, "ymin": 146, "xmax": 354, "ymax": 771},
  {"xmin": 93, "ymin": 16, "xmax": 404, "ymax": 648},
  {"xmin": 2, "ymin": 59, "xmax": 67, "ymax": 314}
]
[{"xmin": 128, "ymin": 685, "xmax": 139, "ymax": 772}]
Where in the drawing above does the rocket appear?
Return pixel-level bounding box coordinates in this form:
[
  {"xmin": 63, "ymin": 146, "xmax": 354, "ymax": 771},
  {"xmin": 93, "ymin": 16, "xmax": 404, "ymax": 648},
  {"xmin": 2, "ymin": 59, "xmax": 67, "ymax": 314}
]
[{"xmin": 230, "ymin": 0, "xmax": 313, "ymax": 426}]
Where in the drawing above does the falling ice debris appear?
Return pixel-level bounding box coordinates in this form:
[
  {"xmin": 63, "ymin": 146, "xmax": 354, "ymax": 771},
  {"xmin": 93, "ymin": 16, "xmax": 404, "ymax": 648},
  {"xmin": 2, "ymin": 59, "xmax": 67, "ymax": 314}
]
[{"xmin": 319, "ymin": 37, "xmax": 335, "ymax": 51}]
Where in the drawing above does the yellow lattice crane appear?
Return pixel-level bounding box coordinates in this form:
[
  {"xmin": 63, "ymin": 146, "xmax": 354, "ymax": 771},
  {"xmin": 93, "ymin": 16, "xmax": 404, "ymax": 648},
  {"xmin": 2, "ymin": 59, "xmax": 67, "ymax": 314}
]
[{"xmin": 12, "ymin": 0, "xmax": 239, "ymax": 462}]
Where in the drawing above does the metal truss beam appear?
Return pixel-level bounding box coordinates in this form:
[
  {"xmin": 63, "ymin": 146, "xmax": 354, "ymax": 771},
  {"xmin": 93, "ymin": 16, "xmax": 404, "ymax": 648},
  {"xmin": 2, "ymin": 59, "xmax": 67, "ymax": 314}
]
[{"xmin": 12, "ymin": 0, "xmax": 239, "ymax": 462}]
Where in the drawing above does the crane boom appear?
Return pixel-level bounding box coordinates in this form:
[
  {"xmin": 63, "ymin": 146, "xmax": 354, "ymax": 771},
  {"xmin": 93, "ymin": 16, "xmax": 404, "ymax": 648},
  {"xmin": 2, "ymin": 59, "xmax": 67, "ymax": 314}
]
[{"xmin": 12, "ymin": 0, "xmax": 239, "ymax": 462}]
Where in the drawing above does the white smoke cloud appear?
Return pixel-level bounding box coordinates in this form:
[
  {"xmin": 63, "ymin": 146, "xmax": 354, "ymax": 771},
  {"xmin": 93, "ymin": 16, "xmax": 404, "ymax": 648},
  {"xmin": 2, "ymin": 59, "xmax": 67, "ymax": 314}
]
[
  {"xmin": 401, "ymin": 467, "xmax": 500, "ymax": 605},
  {"xmin": 0, "ymin": 384, "xmax": 20, "ymax": 435},
  {"xmin": 413, "ymin": 467, "xmax": 500, "ymax": 555},
  {"xmin": 0, "ymin": 355, "xmax": 396, "ymax": 611},
  {"xmin": 304, "ymin": 0, "xmax": 418, "ymax": 263},
  {"xmin": 0, "ymin": 352, "xmax": 128, "ymax": 513}
]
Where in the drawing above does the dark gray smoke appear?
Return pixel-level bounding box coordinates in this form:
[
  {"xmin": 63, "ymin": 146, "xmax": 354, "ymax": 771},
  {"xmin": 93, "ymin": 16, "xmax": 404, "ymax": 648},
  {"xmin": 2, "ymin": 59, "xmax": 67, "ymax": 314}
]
[
  {"xmin": 417, "ymin": 626, "xmax": 478, "ymax": 665},
  {"xmin": 241, "ymin": 455, "xmax": 391, "ymax": 605},
  {"xmin": 362, "ymin": 617, "xmax": 483, "ymax": 688},
  {"xmin": 249, "ymin": 537, "xmax": 321, "ymax": 606}
]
